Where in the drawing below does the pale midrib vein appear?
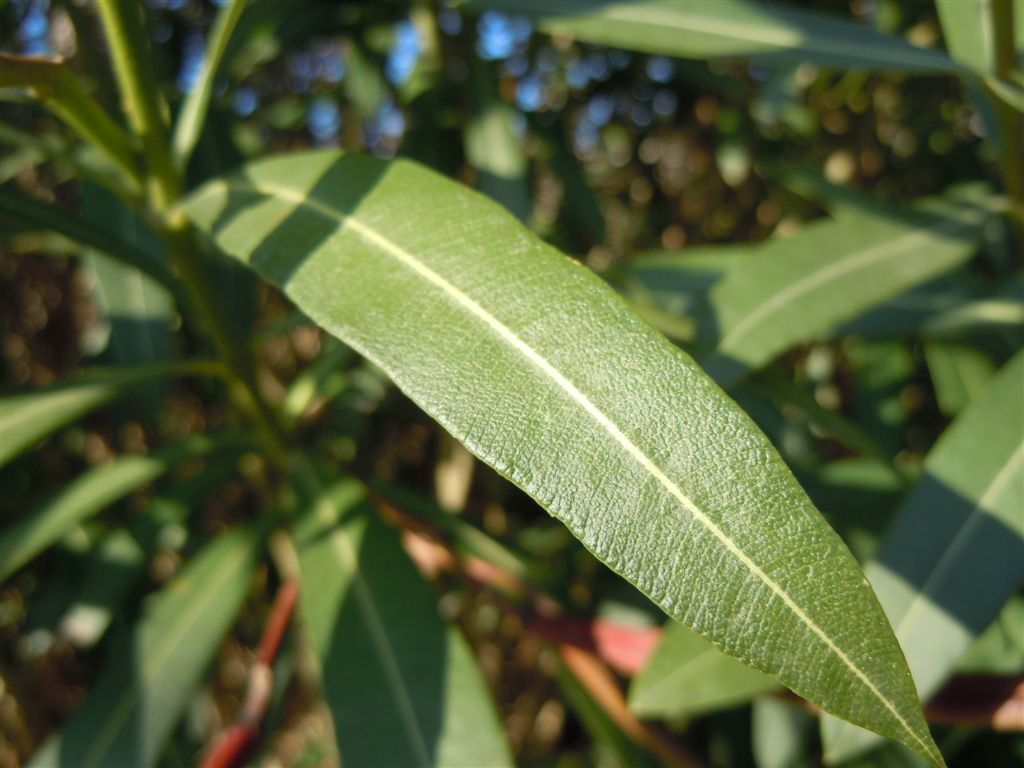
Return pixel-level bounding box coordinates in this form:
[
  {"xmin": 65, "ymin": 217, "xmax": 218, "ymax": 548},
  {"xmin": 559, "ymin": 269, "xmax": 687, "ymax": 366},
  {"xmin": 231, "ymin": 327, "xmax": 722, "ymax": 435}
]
[
  {"xmin": 83, "ymin": 539, "xmax": 253, "ymax": 767},
  {"xmin": 894, "ymin": 443, "xmax": 1024, "ymax": 638},
  {"xmin": 718, "ymin": 216, "xmax": 979, "ymax": 353},
  {"xmin": 209, "ymin": 177, "xmax": 931, "ymax": 755},
  {"xmin": 552, "ymin": 3, "xmax": 944, "ymax": 66},
  {"xmin": 317, "ymin": 496, "xmax": 433, "ymax": 767}
]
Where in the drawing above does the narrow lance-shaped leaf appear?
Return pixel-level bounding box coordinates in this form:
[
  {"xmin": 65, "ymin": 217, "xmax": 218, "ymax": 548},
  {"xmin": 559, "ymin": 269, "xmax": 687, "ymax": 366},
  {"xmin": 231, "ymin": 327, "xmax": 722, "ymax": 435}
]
[
  {"xmin": 935, "ymin": 0, "xmax": 996, "ymax": 77},
  {"xmin": 699, "ymin": 193, "xmax": 991, "ymax": 387},
  {"xmin": 923, "ymin": 342, "xmax": 996, "ymax": 418},
  {"xmin": 822, "ymin": 350, "xmax": 1024, "ymax": 762},
  {"xmin": 0, "ymin": 359, "xmax": 223, "ymax": 468},
  {"xmin": 0, "ymin": 52, "xmax": 141, "ymax": 189},
  {"xmin": 0, "ymin": 185, "xmax": 177, "ymax": 290},
  {"xmin": 59, "ymin": 457, "xmax": 248, "ymax": 648},
  {"xmin": 29, "ymin": 527, "xmax": 260, "ymax": 768},
  {"xmin": 629, "ymin": 621, "xmax": 779, "ymax": 718},
  {"xmin": 185, "ymin": 150, "xmax": 941, "ymax": 762},
  {"xmin": 295, "ymin": 477, "xmax": 512, "ymax": 767},
  {"xmin": 0, "ymin": 431, "xmax": 250, "ymax": 581},
  {"xmin": 171, "ymin": 0, "xmax": 250, "ymax": 168},
  {"xmin": 464, "ymin": 0, "xmax": 960, "ymax": 73}
]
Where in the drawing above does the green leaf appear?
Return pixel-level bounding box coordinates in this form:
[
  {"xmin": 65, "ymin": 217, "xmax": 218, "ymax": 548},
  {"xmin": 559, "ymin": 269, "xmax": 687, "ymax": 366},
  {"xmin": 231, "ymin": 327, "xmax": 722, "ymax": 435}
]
[
  {"xmin": 0, "ymin": 360, "xmax": 222, "ymax": 468},
  {"xmin": 822, "ymin": 350, "xmax": 1024, "ymax": 762},
  {"xmin": 955, "ymin": 595, "xmax": 1024, "ymax": 675},
  {"xmin": 629, "ymin": 621, "xmax": 779, "ymax": 718},
  {"xmin": 752, "ymin": 696, "xmax": 812, "ymax": 768},
  {"xmin": 82, "ymin": 182, "xmax": 174, "ymax": 365},
  {"xmin": 0, "ymin": 120, "xmax": 132, "ymax": 196},
  {"xmin": 935, "ymin": 0, "xmax": 996, "ymax": 75},
  {"xmin": 837, "ymin": 273, "xmax": 1024, "ymax": 339},
  {"xmin": 294, "ymin": 477, "xmax": 512, "ymax": 767},
  {"xmin": 465, "ymin": 58, "xmax": 531, "ymax": 222},
  {"xmin": 532, "ymin": 117, "xmax": 605, "ymax": 245},
  {"xmin": 923, "ymin": 341, "xmax": 996, "ymax": 418},
  {"xmin": 0, "ymin": 185, "xmax": 177, "ymax": 291},
  {"xmin": 28, "ymin": 527, "xmax": 260, "ymax": 768},
  {"xmin": 282, "ymin": 337, "xmax": 354, "ymax": 422},
  {"xmin": 463, "ymin": 0, "xmax": 960, "ymax": 73},
  {"xmin": 0, "ymin": 52, "xmax": 141, "ymax": 189},
  {"xmin": 700, "ymin": 194, "xmax": 991, "ymax": 386},
  {"xmin": 185, "ymin": 150, "xmax": 942, "ymax": 763},
  {"xmin": 618, "ymin": 245, "xmax": 747, "ymax": 343},
  {"xmin": 59, "ymin": 460, "xmax": 246, "ymax": 648},
  {"xmin": 0, "ymin": 432, "xmax": 248, "ymax": 581},
  {"xmin": 171, "ymin": 0, "xmax": 250, "ymax": 168}
]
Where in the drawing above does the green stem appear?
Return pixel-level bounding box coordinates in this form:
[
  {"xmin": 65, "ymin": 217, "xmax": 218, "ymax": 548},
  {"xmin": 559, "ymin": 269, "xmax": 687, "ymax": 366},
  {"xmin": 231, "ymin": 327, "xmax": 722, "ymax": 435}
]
[
  {"xmin": 93, "ymin": 0, "xmax": 179, "ymax": 210},
  {"xmin": 95, "ymin": 0, "xmax": 288, "ymax": 465},
  {"xmin": 161, "ymin": 217, "xmax": 289, "ymax": 465}
]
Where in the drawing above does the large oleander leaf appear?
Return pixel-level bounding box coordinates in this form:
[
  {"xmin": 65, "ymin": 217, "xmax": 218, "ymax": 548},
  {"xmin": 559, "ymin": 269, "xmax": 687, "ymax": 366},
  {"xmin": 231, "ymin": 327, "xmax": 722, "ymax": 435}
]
[
  {"xmin": 294, "ymin": 478, "xmax": 512, "ymax": 767},
  {"xmin": 823, "ymin": 350, "xmax": 1024, "ymax": 762},
  {"xmin": 464, "ymin": 0, "xmax": 960, "ymax": 73},
  {"xmin": 0, "ymin": 432, "xmax": 249, "ymax": 581},
  {"xmin": 184, "ymin": 149, "xmax": 940, "ymax": 763},
  {"xmin": 0, "ymin": 360, "xmax": 220, "ymax": 468},
  {"xmin": 699, "ymin": 194, "xmax": 991, "ymax": 387},
  {"xmin": 28, "ymin": 528, "xmax": 260, "ymax": 768}
]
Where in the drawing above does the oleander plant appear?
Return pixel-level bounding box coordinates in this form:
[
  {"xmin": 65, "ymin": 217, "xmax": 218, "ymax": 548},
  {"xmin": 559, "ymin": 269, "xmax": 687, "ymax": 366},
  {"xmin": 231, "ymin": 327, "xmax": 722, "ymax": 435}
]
[{"xmin": 1, "ymin": 1, "xmax": 1022, "ymax": 766}]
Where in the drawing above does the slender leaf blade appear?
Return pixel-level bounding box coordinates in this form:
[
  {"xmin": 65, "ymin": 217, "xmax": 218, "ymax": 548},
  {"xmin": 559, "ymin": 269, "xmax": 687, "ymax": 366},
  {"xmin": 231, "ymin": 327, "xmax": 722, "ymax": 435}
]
[
  {"xmin": 171, "ymin": 0, "xmax": 250, "ymax": 168},
  {"xmin": 700, "ymin": 196, "xmax": 990, "ymax": 386},
  {"xmin": 935, "ymin": 0, "xmax": 995, "ymax": 75},
  {"xmin": 184, "ymin": 150, "xmax": 941, "ymax": 762},
  {"xmin": 0, "ymin": 360, "xmax": 220, "ymax": 468},
  {"xmin": 923, "ymin": 341, "xmax": 996, "ymax": 417},
  {"xmin": 823, "ymin": 350, "xmax": 1024, "ymax": 762},
  {"xmin": 0, "ymin": 185, "xmax": 176, "ymax": 289},
  {"xmin": 464, "ymin": 0, "xmax": 960, "ymax": 73},
  {"xmin": 0, "ymin": 432, "xmax": 248, "ymax": 581},
  {"xmin": 630, "ymin": 621, "xmax": 779, "ymax": 718},
  {"xmin": 28, "ymin": 527, "xmax": 260, "ymax": 768},
  {"xmin": 295, "ymin": 478, "xmax": 512, "ymax": 767}
]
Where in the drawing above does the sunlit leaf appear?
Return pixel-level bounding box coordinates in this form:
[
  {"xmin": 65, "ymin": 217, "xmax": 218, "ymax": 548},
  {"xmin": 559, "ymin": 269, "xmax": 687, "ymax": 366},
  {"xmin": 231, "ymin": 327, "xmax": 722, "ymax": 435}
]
[
  {"xmin": 823, "ymin": 350, "xmax": 1024, "ymax": 762},
  {"xmin": 171, "ymin": 0, "xmax": 251, "ymax": 168},
  {"xmin": 0, "ymin": 360, "xmax": 222, "ymax": 468},
  {"xmin": 185, "ymin": 150, "xmax": 941, "ymax": 762},
  {"xmin": 700, "ymin": 194, "xmax": 991, "ymax": 386},
  {"xmin": 464, "ymin": 0, "xmax": 960, "ymax": 73},
  {"xmin": 0, "ymin": 432, "xmax": 250, "ymax": 581}
]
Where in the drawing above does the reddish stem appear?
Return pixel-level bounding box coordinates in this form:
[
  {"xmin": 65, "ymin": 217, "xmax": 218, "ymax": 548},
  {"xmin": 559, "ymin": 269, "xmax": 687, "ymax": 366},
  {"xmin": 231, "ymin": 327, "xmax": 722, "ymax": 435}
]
[{"xmin": 199, "ymin": 578, "xmax": 300, "ymax": 768}]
